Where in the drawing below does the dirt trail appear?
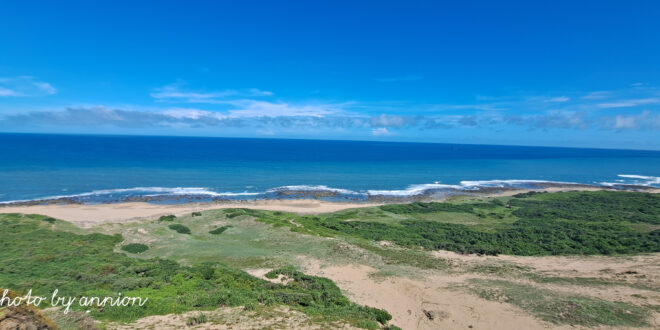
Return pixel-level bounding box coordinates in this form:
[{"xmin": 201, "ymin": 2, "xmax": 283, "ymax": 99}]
[{"xmin": 300, "ymin": 258, "xmax": 565, "ymax": 330}]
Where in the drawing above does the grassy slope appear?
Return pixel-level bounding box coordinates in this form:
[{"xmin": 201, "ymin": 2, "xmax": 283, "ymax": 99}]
[
  {"xmin": 250, "ymin": 191, "xmax": 660, "ymax": 256},
  {"xmin": 0, "ymin": 213, "xmax": 391, "ymax": 329},
  {"xmin": 2, "ymin": 190, "xmax": 659, "ymax": 328}
]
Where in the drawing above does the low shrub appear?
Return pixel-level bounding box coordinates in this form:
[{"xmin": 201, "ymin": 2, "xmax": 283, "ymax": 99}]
[
  {"xmin": 121, "ymin": 243, "xmax": 149, "ymax": 253},
  {"xmin": 168, "ymin": 224, "xmax": 191, "ymax": 234},
  {"xmin": 209, "ymin": 225, "xmax": 233, "ymax": 235},
  {"xmin": 159, "ymin": 215, "xmax": 177, "ymax": 222}
]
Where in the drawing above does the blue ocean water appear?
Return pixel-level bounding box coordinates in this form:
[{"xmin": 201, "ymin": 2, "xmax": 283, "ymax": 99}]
[{"xmin": 1, "ymin": 133, "xmax": 659, "ymax": 203}]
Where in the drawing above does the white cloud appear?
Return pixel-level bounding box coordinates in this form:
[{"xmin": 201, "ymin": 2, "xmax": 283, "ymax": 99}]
[
  {"xmin": 0, "ymin": 76, "xmax": 56, "ymax": 97},
  {"xmin": 161, "ymin": 108, "xmax": 226, "ymax": 120},
  {"xmin": 0, "ymin": 87, "xmax": 19, "ymax": 96},
  {"xmin": 597, "ymin": 98, "xmax": 660, "ymax": 108},
  {"xmin": 371, "ymin": 127, "xmax": 393, "ymax": 136},
  {"xmin": 370, "ymin": 114, "xmax": 408, "ymax": 127},
  {"xmin": 612, "ymin": 110, "xmax": 660, "ymax": 130},
  {"xmin": 545, "ymin": 96, "xmax": 570, "ymax": 103},
  {"xmin": 226, "ymin": 100, "xmax": 341, "ymax": 117}
]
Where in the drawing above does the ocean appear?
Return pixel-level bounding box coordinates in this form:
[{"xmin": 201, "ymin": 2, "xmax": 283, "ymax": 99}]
[{"xmin": 1, "ymin": 133, "xmax": 659, "ymax": 204}]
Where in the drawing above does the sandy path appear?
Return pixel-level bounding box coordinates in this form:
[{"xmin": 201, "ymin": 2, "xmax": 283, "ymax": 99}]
[
  {"xmin": 300, "ymin": 258, "xmax": 565, "ymax": 330},
  {"xmin": 0, "ymin": 200, "xmax": 381, "ymax": 228}
]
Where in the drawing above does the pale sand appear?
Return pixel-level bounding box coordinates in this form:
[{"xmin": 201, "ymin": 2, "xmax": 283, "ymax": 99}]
[
  {"xmin": 0, "ymin": 200, "xmax": 382, "ymax": 228},
  {"xmin": 298, "ymin": 254, "xmax": 660, "ymax": 330},
  {"xmin": 299, "ymin": 258, "xmax": 552, "ymax": 330}
]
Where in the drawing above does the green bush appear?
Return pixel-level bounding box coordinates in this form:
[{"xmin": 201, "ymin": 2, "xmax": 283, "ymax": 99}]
[
  {"xmin": 159, "ymin": 215, "xmax": 177, "ymax": 222},
  {"xmin": 121, "ymin": 243, "xmax": 149, "ymax": 253},
  {"xmin": 191, "ymin": 211, "xmax": 202, "ymax": 217},
  {"xmin": 209, "ymin": 225, "xmax": 233, "ymax": 235},
  {"xmin": 168, "ymin": 224, "xmax": 191, "ymax": 234}
]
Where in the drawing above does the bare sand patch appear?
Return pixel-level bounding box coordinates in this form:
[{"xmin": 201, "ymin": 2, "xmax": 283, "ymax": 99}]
[
  {"xmin": 433, "ymin": 250, "xmax": 660, "ymax": 285},
  {"xmin": 299, "ymin": 257, "xmax": 566, "ymax": 330},
  {"xmin": 245, "ymin": 268, "xmax": 292, "ymax": 285}
]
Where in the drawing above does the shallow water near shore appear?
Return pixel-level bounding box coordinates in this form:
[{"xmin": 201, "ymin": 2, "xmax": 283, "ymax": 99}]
[{"xmin": 1, "ymin": 133, "xmax": 660, "ymax": 204}]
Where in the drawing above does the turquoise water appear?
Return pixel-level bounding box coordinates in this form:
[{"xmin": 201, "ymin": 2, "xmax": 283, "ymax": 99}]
[{"xmin": 1, "ymin": 133, "xmax": 659, "ymax": 203}]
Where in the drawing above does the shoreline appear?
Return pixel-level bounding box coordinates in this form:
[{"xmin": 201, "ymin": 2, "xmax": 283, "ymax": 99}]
[
  {"xmin": 2, "ymin": 186, "xmax": 658, "ymax": 228},
  {"xmin": 0, "ymin": 199, "xmax": 384, "ymax": 228}
]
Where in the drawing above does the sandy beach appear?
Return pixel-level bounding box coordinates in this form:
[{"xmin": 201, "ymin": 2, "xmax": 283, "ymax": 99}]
[{"xmin": 0, "ymin": 199, "xmax": 383, "ymax": 227}]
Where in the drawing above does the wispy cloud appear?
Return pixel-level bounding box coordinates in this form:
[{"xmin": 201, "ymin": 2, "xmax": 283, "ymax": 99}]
[
  {"xmin": 2, "ymin": 83, "xmax": 660, "ymax": 136},
  {"xmin": 597, "ymin": 98, "xmax": 660, "ymax": 109},
  {"xmin": 150, "ymin": 83, "xmax": 272, "ymax": 103},
  {"xmin": 544, "ymin": 96, "xmax": 570, "ymax": 103},
  {"xmin": 0, "ymin": 76, "xmax": 56, "ymax": 97},
  {"xmin": 370, "ymin": 114, "xmax": 415, "ymax": 127},
  {"xmin": 4, "ymin": 105, "xmax": 657, "ymax": 134}
]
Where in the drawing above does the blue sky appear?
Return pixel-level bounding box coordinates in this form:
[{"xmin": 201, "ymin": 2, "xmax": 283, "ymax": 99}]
[{"xmin": 1, "ymin": 1, "xmax": 659, "ymax": 149}]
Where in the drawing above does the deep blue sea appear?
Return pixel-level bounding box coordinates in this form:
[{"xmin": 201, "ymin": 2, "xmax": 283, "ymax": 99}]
[{"xmin": 1, "ymin": 133, "xmax": 660, "ymax": 204}]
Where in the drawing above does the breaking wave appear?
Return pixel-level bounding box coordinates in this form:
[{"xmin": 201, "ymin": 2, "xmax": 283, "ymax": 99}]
[{"xmin": 1, "ymin": 175, "xmax": 657, "ymax": 205}]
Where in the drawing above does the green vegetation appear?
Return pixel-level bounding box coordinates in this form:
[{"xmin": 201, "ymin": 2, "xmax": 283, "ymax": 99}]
[
  {"xmin": 265, "ymin": 266, "xmax": 392, "ymax": 325},
  {"xmin": 186, "ymin": 313, "xmax": 207, "ymax": 326},
  {"xmin": 510, "ymin": 190, "xmax": 660, "ymax": 224},
  {"xmin": 467, "ymin": 279, "xmax": 651, "ymax": 327},
  {"xmin": 246, "ymin": 191, "xmax": 660, "ymax": 256},
  {"xmin": 158, "ymin": 215, "xmax": 176, "ymax": 222},
  {"xmin": 191, "ymin": 211, "xmax": 202, "ymax": 217},
  {"xmin": 168, "ymin": 223, "xmax": 191, "ymax": 234},
  {"xmin": 121, "ymin": 243, "xmax": 149, "ymax": 254},
  {"xmin": 0, "ymin": 213, "xmax": 391, "ymax": 328},
  {"xmin": 209, "ymin": 225, "xmax": 233, "ymax": 235}
]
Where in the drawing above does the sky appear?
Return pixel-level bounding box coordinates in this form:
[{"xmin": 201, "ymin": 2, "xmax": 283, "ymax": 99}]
[{"xmin": 1, "ymin": 0, "xmax": 659, "ymax": 150}]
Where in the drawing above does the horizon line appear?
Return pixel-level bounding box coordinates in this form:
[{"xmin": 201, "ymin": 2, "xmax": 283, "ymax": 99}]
[{"xmin": 2, "ymin": 131, "xmax": 660, "ymax": 153}]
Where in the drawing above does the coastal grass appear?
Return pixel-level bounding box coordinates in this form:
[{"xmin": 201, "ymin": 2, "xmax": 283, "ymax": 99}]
[
  {"xmin": 103, "ymin": 191, "xmax": 660, "ymax": 277},
  {"xmin": 98, "ymin": 209, "xmax": 349, "ymax": 270},
  {"xmin": 466, "ymin": 279, "xmax": 652, "ymax": 327},
  {"xmin": 244, "ymin": 191, "xmax": 660, "ymax": 256},
  {"xmin": 0, "ymin": 213, "xmax": 391, "ymax": 328}
]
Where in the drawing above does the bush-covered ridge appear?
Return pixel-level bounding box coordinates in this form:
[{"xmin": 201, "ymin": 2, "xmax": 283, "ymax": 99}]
[
  {"xmin": 0, "ymin": 214, "xmax": 391, "ymax": 328},
  {"xmin": 251, "ymin": 191, "xmax": 660, "ymax": 256}
]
